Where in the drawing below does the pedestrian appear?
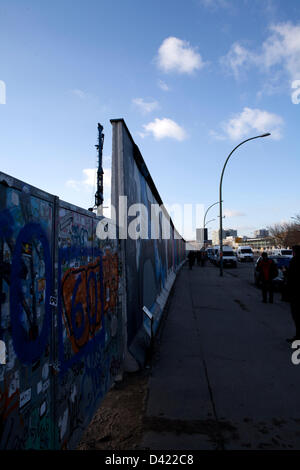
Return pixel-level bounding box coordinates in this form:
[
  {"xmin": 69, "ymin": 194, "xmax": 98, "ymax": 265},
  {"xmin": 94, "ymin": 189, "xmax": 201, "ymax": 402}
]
[
  {"xmin": 188, "ymin": 250, "xmax": 195, "ymax": 270},
  {"xmin": 256, "ymin": 252, "xmax": 278, "ymax": 303},
  {"xmin": 196, "ymin": 251, "xmax": 201, "ymax": 266},
  {"xmin": 201, "ymin": 249, "xmax": 207, "ymax": 267},
  {"xmin": 286, "ymin": 245, "xmax": 300, "ymax": 343}
]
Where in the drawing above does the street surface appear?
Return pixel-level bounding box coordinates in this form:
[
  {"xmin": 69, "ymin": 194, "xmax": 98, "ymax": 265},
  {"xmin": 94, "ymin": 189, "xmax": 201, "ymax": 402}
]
[{"xmin": 141, "ymin": 260, "xmax": 300, "ymax": 450}]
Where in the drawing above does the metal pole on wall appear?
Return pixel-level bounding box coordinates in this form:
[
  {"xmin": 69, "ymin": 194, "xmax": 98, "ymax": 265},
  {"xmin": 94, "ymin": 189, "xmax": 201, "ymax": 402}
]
[
  {"xmin": 219, "ymin": 133, "xmax": 271, "ymax": 277},
  {"xmin": 95, "ymin": 123, "xmax": 105, "ymax": 215}
]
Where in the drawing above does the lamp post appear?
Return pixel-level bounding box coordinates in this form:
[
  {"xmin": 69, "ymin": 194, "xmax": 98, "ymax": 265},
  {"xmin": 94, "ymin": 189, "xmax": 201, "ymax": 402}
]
[
  {"xmin": 205, "ymin": 218, "xmax": 216, "ymax": 227},
  {"xmin": 219, "ymin": 133, "xmax": 271, "ymax": 276},
  {"xmin": 203, "ymin": 201, "xmax": 222, "ymax": 246},
  {"xmin": 202, "ymin": 218, "xmax": 216, "ymax": 248},
  {"xmin": 203, "ymin": 201, "xmax": 220, "ymax": 229}
]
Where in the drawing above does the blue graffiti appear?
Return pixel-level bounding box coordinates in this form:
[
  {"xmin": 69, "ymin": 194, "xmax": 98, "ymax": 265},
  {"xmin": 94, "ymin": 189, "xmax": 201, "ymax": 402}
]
[{"xmin": 10, "ymin": 222, "xmax": 52, "ymax": 364}]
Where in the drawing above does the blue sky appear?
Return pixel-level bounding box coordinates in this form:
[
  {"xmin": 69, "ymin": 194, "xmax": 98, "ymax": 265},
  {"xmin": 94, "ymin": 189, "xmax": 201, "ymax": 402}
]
[{"xmin": 1, "ymin": 0, "xmax": 300, "ymax": 239}]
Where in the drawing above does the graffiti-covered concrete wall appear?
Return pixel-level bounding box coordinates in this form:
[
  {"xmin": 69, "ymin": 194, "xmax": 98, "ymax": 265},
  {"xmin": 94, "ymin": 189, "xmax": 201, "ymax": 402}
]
[
  {"xmin": 0, "ymin": 118, "xmax": 185, "ymax": 449},
  {"xmin": 111, "ymin": 119, "xmax": 185, "ymax": 367},
  {"xmin": 0, "ymin": 173, "xmax": 122, "ymax": 449}
]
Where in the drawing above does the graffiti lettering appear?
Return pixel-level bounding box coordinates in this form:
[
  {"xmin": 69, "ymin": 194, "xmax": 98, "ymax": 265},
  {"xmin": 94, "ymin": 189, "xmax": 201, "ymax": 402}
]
[{"xmin": 61, "ymin": 258, "xmax": 103, "ymax": 354}]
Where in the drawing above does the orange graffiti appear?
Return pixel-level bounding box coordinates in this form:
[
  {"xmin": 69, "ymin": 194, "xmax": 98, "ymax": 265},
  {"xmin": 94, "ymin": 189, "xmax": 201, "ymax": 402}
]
[
  {"xmin": 61, "ymin": 258, "xmax": 102, "ymax": 353},
  {"xmin": 102, "ymin": 251, "xmax": 119, "ymax": 314}
]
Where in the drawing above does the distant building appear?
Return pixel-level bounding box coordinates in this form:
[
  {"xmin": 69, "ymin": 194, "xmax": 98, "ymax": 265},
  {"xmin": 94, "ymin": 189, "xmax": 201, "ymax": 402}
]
[
  {"xmin": 212, "ymin": 228, "xmax": 238, "ymax": 245},
  {"xmin": 254, "ymin": 229, "xmax": 269, "ymax": 238},
  {"xmin": 196, "ymin": 228, "xmax": 208, "ymax": 244},
  {"xmin": 235, "ymin": 236, "xmax": 274, "ymax": 251}
]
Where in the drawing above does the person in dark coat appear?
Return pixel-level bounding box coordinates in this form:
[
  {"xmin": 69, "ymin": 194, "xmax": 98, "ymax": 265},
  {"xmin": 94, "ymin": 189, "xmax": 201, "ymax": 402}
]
[
  {"xmin": 286, "ymin": 245, "xmax": 300, "ymax": 342},
  {"xmin": 256, "ymin": 252, "xmax": 278, "ymax": 303},
  {"xmin": 188, "ymin": 250, "xmax": 195, "ymax": 270},
  {"xmin": 200, "ymin": 249, "xmax": 207, "ymax": 267}
]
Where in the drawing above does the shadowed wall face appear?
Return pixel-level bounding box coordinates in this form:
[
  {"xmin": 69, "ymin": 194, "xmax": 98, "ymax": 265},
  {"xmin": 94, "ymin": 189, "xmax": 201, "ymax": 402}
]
[
  {"xmin": 0, "ymin": 182, "xmax": 55, "ymax": 449},
  {"xmin": 0, "ymin": 176, "xmax": 122, "ymax": 449},
  {"xmin": 111, "ymin": 120, "xmax": 185, "ymax": 363}
]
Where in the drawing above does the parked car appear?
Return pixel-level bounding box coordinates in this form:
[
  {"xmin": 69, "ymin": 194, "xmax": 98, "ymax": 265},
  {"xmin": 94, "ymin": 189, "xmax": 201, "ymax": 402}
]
[
  {"xmin": 206, "ymin": 247, "xmax": 214, "ymax": 262},
  {"xmin": 254, "ymin": 255, "xmax": 291, "ymax": 290}
]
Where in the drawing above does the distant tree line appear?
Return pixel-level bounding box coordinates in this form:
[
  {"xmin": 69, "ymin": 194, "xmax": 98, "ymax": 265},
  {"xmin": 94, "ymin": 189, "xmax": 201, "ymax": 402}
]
[{"xmin": 268, "ymin": 214, "xmax": 300, "ymax": 248}]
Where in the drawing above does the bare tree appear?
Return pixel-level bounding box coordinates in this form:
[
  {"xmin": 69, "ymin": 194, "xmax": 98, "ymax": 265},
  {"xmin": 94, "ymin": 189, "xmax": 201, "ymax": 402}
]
[{"xmin": 268, "ymin": 214, "xmax": 300, "ymax": 247}]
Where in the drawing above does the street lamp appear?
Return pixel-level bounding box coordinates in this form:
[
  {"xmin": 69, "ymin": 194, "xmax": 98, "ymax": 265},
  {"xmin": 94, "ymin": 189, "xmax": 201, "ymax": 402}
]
[
  {"xmin": 205, "ymin": 218, "xmax": 216, "ymax": 227},
  {"xmin": 203, "ymin": 201, "xmax": 222, "ymax": 246},
  {"xmin": 203, "ymin": 201, "xmax": 221, "ymax": 229},
  {"xmin": 219, "ymin": 133, "xmax": 271, "ymax": 276}
]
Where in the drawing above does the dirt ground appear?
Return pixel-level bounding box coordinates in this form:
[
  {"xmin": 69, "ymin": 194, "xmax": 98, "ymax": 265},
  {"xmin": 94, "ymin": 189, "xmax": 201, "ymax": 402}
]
[{"xmin": 76, "ymin": 368, "xmax": 150, "ymax": 450}]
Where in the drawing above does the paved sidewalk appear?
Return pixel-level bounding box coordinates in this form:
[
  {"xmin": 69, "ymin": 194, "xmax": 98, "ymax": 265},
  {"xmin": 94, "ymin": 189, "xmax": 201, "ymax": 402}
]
[{"xmin": 141, "ymin": 262, "xmax": 300, "ymax": 450}]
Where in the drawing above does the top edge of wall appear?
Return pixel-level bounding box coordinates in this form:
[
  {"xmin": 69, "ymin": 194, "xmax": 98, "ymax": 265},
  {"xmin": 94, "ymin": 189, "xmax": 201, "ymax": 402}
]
[
  {"xmin": 0, "ymin": 170, "xmax": 56, "ymax": 204},
  {"xmin": 0, "ymin": 170, "xmax": 106, "ymax": 221}
]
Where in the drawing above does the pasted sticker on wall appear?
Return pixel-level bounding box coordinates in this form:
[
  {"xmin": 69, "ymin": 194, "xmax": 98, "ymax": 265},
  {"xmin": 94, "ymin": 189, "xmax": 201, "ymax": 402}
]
[
  {"xmin": 19, "ymin": 388, "xmax": 32, "ymax": 408},
  {"xmin": 0, "ymin": 340, "xmax": 6, "ymax": 364},
  {"xmin": 11, "ymin": 191, "xmax": 19, "ymax": 206}
]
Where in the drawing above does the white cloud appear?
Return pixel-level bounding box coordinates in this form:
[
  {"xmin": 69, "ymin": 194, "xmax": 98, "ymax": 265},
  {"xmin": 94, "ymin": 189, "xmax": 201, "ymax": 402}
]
[
  {"xmin": 69, "ymin": 89, "xmax": 87, "ymax": 99},
  {"xmin": 199, "ymin": 0, "xmax": 231, "ymax": 10},
  {"xmin": 221, "ymin": 22, "xmax": 300, "ymax": 81},
  {"xmin": 66, "ymin": 167, "xmax": 111, "ymax": 193},
  {"xmin": 156, "ymin": 37, "xmax": 206, "ymax": 74},
  {"xmin": 132, "ymin": 98, "xmax": 159, "ymax": 114},
  {"xmin": 209, "ymin": 129, "xmax": 226, "ymax": 141},
  {"xmin": 220, "ymin": 43, "xmax": 258, "ymax": 79},
  {"xmin": 262, "ymin": 23, "xmax": 300, "ymax": 78},
  {"xmin": 214, "ymin": 107, "xmax": 284, "ymax": 141},
  {"xmin": 158, "ymin": 79, "xmax": 170, "ymax": 91},
  {"xmin": 142, "ymin": 118, "xmax": 187, "ymax": 141},
  {"xmin": 224, "ymin": 209, "xmax": 246, "ymax": 217}
]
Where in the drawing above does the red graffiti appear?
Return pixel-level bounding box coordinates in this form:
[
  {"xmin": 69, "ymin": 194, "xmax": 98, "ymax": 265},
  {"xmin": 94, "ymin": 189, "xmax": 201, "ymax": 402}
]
[
  {"xmin": 0, "ymin": 376, "xmax": 19, "ymax": 424},
  {"xmin": 61, "ymin": 251, "xmax": 119, "ymax": 354},
  {"xmin": 61, "ymin": 258, "xmax": 102, "ymax": 354}
]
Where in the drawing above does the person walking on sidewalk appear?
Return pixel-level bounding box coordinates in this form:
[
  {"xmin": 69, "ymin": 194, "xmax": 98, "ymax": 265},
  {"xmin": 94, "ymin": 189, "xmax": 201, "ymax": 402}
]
[
  {"xmin": 200, "ymin": 249, "xmax": 207, "ymax": 267},
  {"xmin": 188, "ymin": 250, "xmax": 195, "ymax": 270},
  {"xmin": 256, "ymin": 252, "xmax": 278, "ymax": 303},
  {"xmin": 286, "ymin": 245, "xmax": 300, "ymax": 343}
]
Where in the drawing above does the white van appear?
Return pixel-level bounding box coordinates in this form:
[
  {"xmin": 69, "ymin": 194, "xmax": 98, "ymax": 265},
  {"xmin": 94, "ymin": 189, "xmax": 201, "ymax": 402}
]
[
  {"xmin": 271, "ymin": 248, "xmax": 293, "ymax": 258},
  {"xmin": 237, "ymin": 246, "xmax": 254, "ymax": 262},
  {"xmin": 213, "ymin": 245, "xmax": 237, "ymax": 268}
]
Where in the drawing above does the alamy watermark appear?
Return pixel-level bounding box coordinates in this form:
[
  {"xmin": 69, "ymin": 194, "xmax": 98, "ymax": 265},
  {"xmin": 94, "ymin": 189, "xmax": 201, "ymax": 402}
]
[
  {"xmin": 291, "ymin": 80, "xmax": 300, "ymax": 104},
  {"xmin": 291, "ymin": 340, "xmax": 300, "ymax": 365},
  {"xmin": 0, "ymin": 80, "xmax": 6, "ymax": 104},
  {"xmin": 96, "ymin": 197, "xmax": 204, "ymax": 244}
]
